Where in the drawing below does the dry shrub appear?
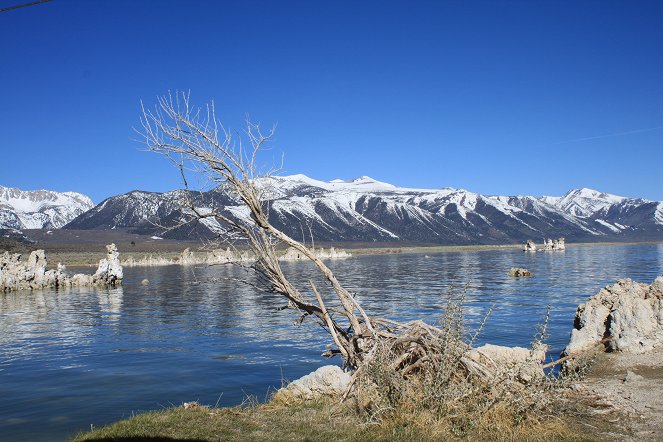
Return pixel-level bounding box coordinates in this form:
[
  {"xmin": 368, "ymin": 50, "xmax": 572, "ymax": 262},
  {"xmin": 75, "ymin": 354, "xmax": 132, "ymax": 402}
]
[{"xmin": 351, "ymin": 295, "xmax": 573, "ymax": 439}]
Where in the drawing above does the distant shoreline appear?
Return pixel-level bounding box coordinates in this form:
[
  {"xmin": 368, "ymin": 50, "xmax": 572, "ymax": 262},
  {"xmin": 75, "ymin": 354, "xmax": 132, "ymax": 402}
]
[{"xmin": 5, "ymin": 235, "xmax": 659, "ymax": 267}]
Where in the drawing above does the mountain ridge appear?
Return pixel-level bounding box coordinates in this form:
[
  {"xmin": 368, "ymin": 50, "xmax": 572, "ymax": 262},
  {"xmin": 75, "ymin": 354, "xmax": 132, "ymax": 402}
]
[
  {"xmin": 63, "ymin": 175, "xmax": 663, "ymax": 244},
  {"xmin": 0, "ymin": 185, "xmax": 94, "ymax": 232}
]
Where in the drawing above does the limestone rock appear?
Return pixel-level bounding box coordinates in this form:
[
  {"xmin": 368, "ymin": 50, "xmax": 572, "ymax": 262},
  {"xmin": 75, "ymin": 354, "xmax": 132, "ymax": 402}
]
[
  {"xmin": 623, "ymin": 370, "xmax": 644, "ymax": 383},
  {"xmin": 523, "ymin": 240, "xmax": 537, "ymax": 252},
  {"xmin": 466, "ymin": 343, "xmax": 547, "ymax": 383},
  {"xmin": 92, "ymin": 243, "xmax": 123, "ymax": 286},
  {"xmin": 0, "ymin": 245, "xmax": 123, "ymax": 292},
  {"xmin": 121, "ymin": 247, "xmax": 250, "ymax": 267},
  {"xmin": 273, "ymin": 365, "xmax": 352, "ymax": 402},
  {"xmin": 564, "ymin": 276, "xmax": 663, "ymax": 357},
  {"xmin": 542, "ymin": 237, "xmax": 565, "ymax": 251},
  {"xmin": 279, "ymin": 246, "xmax": 351, "ymax": 261},
  {"xmin": 508, "ymin": 267, "xmax": 532, "ymax": 277}
]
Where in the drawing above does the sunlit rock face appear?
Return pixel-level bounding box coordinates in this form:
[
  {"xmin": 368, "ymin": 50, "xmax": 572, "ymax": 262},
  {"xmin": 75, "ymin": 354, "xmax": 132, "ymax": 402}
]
[{"xmin": 564, "ymin": 276, "xmax": 663, "ymax": 356}]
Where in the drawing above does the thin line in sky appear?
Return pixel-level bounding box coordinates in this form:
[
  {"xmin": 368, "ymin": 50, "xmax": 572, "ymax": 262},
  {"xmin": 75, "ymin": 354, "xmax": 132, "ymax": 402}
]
[
  {"xmin": 552, "ymin": 124, "xmax": 663, "ymax": 145},
  {"xmin": 0, "ymin": 0, "xmax": 51, "ymax": 13}
]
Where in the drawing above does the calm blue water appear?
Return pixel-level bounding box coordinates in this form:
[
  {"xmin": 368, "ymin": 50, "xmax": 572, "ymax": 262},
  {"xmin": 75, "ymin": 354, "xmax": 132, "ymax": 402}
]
[{"xmin": 1, "ymin": 243, "xmax": 662, "ymax": 441}]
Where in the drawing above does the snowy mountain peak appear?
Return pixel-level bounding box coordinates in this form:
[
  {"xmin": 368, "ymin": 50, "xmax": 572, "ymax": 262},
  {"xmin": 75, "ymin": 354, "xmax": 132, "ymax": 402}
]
[
  {"xmin": 540, "ymin": 187, "xmax": 627, "ymax": 218},
  {"xmin": 564, "ymin": 187, "xmax": 624, "ymax": 201},
  {"xmin": 267, "ymin": 174, "xmax": 398, "ymax": 192},
  {"xmin": 0, "ymin": 185, "xmax": 94, "ymax": 230}
]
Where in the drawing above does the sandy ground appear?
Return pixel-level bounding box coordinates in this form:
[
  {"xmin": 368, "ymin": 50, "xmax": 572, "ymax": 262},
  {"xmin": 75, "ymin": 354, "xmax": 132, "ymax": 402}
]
[{"xmin": 572, "ymin": 348, "xmax": 663, "ymax": 441}]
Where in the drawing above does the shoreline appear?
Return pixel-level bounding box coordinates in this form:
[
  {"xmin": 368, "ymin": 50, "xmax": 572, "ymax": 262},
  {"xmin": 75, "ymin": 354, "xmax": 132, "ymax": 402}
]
[{"xmin": 3, "ymin": 240, "xmax": 661, "ymax": 267}]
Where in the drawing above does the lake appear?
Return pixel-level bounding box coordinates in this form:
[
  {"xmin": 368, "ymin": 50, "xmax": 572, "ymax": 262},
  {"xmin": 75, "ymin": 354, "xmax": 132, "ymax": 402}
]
[{"xmin": 1, "ymin": 243, "xmax": 662, "ymax": 441}]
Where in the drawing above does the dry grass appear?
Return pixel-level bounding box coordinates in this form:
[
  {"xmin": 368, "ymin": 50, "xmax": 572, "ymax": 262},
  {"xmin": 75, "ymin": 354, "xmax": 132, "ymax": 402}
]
[
  {"xmin": 339, "ymin": 295, "xmax": 594, "ymax": 441},
  {"xmin": 70, "ymin": 397, "xmax": 585, "ymax": 442}
]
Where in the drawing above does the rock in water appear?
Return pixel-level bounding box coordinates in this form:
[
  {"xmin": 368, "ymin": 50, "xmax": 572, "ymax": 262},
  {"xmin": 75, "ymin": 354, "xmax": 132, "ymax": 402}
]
[
  {"xmin": 273, "ymin": 365, "xmax": 352, "ymax": 402},
  {"xmin": 542, "ymin": 237, "xmax": 565, "ymax": 251},
  {"xmin": 92, "ymin": 243, "xmax": 123, "ymax": 286},
  {"xmin": 508, "ymin": 267, "xmax": 532, "ymax": 277},
  {"xmin": 564, "ymin": 276, "xmax": 663, "ymax": 356},
  {"xmin": 0, "ymin": 244, "xmax": 123, "ymax": 291}
]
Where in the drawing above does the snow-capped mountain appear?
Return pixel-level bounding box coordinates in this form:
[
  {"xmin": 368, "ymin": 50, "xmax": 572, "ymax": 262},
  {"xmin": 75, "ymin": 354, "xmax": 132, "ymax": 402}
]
[
  {"xmin": 64, "ymin": 175, "xmax": 663, "ymax": 244},
  {"xmin": 0, "ymin": 186, "xmax": 94, "ymax": 230}
]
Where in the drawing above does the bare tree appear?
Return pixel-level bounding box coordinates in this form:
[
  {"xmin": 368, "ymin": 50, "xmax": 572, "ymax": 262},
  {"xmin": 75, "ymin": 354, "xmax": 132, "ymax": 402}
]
[{"xmin": 139, "ymin": 91, "xmax": 493, "ymax": 384}]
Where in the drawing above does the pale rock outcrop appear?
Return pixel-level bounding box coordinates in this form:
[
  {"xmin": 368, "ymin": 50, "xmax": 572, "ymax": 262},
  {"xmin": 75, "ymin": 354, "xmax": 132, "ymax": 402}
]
[
  {"xmin": 542, "ymin": 237, "xmax": 565, "ymax": 251},
  {"xmin": 92, "ymin": 243, "xmax": 123, "ymax": 285},
  {"xmin": 273, "ymin": 365, "xmax": 352, "ymax": 402},
  {"xmin": 121, "ymin": 247, "xmax": 252, "ymax": 267},
  {"xmin": 279, "ymin": 246, "xmax": 351, "ymax": 261},
  {"xmin": 564, "ymin": 276, "xmax": 663, "ymax": 356},
  {"xmin": 0, "ymin": 244, "xmax": 123, "ymax": 292},
  {"xmin": 121, "ymin": 254, "xmax": 172, "ymax": 267},
  {"xmin": 466, "ymin": 344, "xmax": 547, "ymax": 383},
  {"xmin": 523, "ymin": 240, "xmax": 537, "ymax": 252}
]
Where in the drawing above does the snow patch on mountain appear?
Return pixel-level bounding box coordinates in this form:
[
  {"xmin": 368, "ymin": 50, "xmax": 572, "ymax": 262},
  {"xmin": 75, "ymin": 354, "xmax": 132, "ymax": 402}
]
[
  {"xmin": 594, "ymin": 219, "xmax": 621, "ymax": 233},
  {"xmin": 543, "ymin": 188, "xmax": 626, "ymax": 218},
  {"xmin": 0, "ymin": 186, "xmax": 94, "ymax": 229}
]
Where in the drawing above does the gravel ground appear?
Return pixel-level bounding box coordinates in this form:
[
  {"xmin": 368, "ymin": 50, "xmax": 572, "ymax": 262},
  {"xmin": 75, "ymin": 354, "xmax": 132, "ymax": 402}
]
[{"xmin": 573, "ymin": 348, "xmax": 663, "ymax": 441}]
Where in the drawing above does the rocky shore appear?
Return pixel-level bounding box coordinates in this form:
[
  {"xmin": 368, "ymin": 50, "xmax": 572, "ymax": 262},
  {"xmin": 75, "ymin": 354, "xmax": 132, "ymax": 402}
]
[{"xmin": 273, "ymin": 275, "xmax": 663, "ymax": 439}]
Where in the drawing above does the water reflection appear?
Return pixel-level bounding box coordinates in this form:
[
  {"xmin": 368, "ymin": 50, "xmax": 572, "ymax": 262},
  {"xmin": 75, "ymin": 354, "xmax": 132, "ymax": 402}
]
[{"xmin": 0, "ymin": 244, "xmax": 661, "ymax": 441}]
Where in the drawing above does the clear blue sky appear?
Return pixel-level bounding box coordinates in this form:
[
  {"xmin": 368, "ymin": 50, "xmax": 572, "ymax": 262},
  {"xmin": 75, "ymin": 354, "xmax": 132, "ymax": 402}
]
[{"xmin": 2, "ymin": 0, "xmax": 662, "ymax": 203}]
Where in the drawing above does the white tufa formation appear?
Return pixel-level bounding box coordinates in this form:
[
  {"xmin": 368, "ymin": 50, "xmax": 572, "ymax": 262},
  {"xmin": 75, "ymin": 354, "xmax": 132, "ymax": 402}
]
[
  {"xmin": 279, "ymin": 246, "xmax": 351, "ymax": 261},
  {"xmin": 273, "ymin": 365, "xmax": 352, "ymax": 402},
  {"xmin": 523, "ymin": 239, "xmax": 537, "ymax": 252},
  {"xmin": 0, "ymin": 244, "xmax": 123, "ymax": 292},
  {"xmin": 564, "ymin": 276, "xmax": 663, "ymax": 356}
]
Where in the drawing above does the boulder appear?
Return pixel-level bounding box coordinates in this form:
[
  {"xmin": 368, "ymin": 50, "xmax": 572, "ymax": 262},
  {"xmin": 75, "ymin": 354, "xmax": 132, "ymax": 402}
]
[
  {"xmin": 466, "ymin": 343, "xmax": 547, "ymax": 383},
  {"xmin": 564, "ymin": 276, "xmax": 663, "ymax": 356},
  {"xmin": 508, "ymin": 267, "xmax": 532, "ymax": 277},
  {"xmin": 273, "ymin": 365, "xmax": 352, "ymax": 402}
]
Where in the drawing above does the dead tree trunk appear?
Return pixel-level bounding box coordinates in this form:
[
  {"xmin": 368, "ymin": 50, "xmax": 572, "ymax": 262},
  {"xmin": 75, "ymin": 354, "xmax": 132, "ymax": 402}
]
[{"xmin": 139, "ymin": 92, "xmax": 493, "ymax": 380}]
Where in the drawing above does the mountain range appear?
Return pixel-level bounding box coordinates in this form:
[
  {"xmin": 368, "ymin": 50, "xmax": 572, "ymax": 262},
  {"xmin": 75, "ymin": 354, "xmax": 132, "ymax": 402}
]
[
  {"xmin": 54, "ymin": 175, "xmax": 663, "ymax": 245},
  {"xmin": 0, "ymin": 186, "xmax": 94, "ymax": 235}
]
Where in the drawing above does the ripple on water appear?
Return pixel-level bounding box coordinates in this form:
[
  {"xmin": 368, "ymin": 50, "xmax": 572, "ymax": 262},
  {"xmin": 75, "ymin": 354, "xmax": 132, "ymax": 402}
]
[{"xmin": 0, "ymin": 243, "xmax": 661, "ymax": 441}]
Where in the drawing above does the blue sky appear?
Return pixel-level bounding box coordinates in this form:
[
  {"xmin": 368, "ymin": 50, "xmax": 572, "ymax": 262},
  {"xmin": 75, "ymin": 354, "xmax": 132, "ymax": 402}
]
[{"xmin": 1, "ymin": 0, "xmax": 662, "ymax": 203}]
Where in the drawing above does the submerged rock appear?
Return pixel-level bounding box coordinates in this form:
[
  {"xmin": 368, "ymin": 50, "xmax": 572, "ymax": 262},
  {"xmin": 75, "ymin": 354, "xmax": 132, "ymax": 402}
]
[
  {"xmin": 273, "ymin": 365, "xmax": 352, "ymax": 402},
  {"xmin": 564, "ymin": 276, "xmax": 663, "ymax": 357},
  {"xmin": 508, "ymin": 267, "xmax": 532, "ymax": 277}
]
